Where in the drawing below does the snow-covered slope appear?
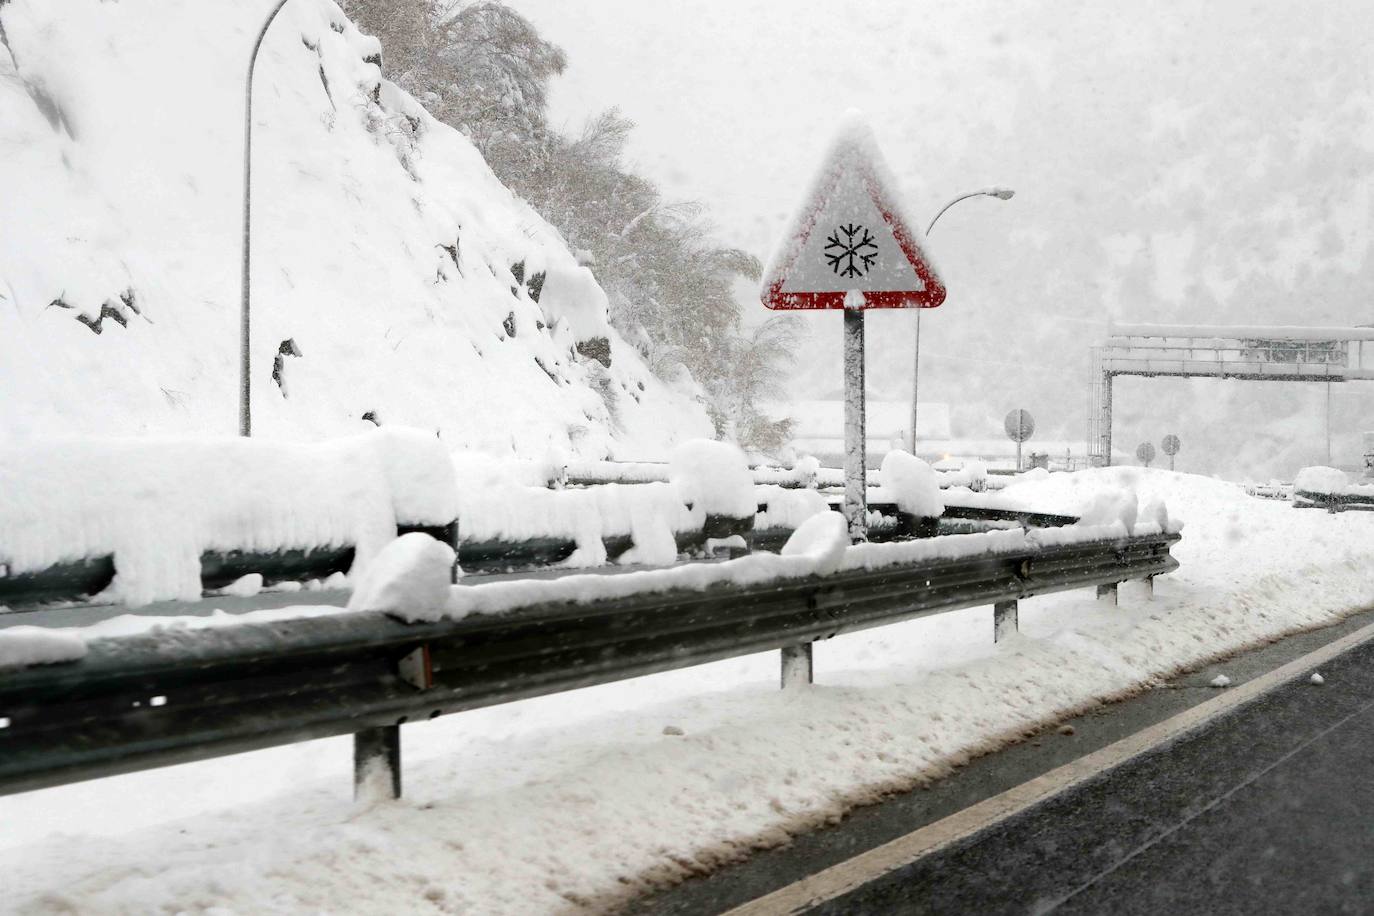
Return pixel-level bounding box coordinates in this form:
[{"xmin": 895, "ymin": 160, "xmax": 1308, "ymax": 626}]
[{"xmin": 0, "ymin": 0, "xmax": 711, "ymax": 456}]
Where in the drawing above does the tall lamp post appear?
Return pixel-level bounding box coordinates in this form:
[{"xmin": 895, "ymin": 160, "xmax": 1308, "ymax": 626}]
[
  {"xmin": 910, "ymin": 187, "xmax": 1015, "ymax": 453},
  {"xmin": 240, "ymin": 0, "xmax": 293, "ymax": 436}
]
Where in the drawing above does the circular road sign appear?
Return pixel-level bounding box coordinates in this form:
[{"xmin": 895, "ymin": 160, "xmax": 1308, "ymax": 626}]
[
  {"xmin": 1004, "ymin": 409, "xmax": 1035, "ymax": 443},
  {"xmin": 1162, "ymin": 434, "xmax": 1181, "ymax": 456},
  {"xmin": 1137, "ymin": 442, "xmax": 1157, "ymax": 466}
]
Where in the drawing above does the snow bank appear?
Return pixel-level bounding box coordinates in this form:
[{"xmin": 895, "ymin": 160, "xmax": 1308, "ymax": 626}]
[
  {"xmin": 669, "ymin": 440, "xmax": 756, "ymax": 518},
  {"xmin": 346, "ymin": 533, "xmax": 455, "ymax": 615},
  {"xmin": 0, "ymin": 625, "xmax": 86, "ymax": 670},
  {"xmin": 878, "ymin": 450, "xmax": 945, "ymax": 517},
  {"xmin": 0, "ymin": 428, "xmax": 456, "ymax": 606}
]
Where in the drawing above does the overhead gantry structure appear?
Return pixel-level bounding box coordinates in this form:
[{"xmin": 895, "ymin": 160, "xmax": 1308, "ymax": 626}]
[{"xmin": 1088, "ymin": 323, "xmax": 1374, "ymax": 466}]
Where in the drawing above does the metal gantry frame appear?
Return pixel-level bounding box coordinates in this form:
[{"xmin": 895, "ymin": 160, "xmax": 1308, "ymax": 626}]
[{"xmin": 1087, "ymin": 324, "xmax": 1374, "ymax": 466}]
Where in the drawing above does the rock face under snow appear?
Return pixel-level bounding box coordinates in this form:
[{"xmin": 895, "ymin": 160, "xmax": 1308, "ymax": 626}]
[{"xmin": 0, "ymin": 0, "xmax": 710, "ymax": 458}]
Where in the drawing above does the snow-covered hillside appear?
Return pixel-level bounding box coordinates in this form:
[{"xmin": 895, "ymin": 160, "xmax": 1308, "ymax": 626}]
[{"xmin": 0, "ymin": 0, "xmax": 711, "ymax": 456}]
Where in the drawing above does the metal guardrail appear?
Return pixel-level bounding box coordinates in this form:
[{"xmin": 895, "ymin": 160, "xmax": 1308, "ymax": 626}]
[
  {"xmin": 0, "ymin": 531, "xmax": 1178, "ymax": 798},
  {"xmin": 1293, "ymin": 489, "xmax": 1374, "ymax": 512}
]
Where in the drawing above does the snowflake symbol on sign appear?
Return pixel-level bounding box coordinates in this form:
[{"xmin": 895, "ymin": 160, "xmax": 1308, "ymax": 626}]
[{"xmin": 824, "ymin": 223, "xmax": 879, "ymax": 278}]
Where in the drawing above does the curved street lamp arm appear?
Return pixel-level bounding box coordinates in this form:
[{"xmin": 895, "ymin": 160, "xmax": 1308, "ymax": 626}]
[{"xmin": 240, "ymin": 0, "xmax": 293, "ymax": 437}]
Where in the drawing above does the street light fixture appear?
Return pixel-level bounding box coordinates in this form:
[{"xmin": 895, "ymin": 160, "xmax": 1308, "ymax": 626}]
[
  {"xmin": 240, "ymin": 0, "xmax": 293, "ymax": 436},
  {"xmin": 909, "ymin": 187, "xmax": 1015, "ymax": 453}
]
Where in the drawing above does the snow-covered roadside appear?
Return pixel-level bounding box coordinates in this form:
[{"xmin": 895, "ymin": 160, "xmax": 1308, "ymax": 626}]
[{"xmin": 5, "ymin": 469, "xmax": 1374, "ymax": 914}]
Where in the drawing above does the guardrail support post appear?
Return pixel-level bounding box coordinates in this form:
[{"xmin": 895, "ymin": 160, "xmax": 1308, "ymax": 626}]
[
  {"xmin": 1143, "ymin": 575, "xmax": 1154, "ymax": 599},
  {"xmin": 354, "ymin": 725, "xmax": 401, "ymax": 800},
  {"xmin": 1096, "ymin": 582, "xmax": 1118, "ymax": 605},
  {"xmin": 994, "ymin": 600, "xmax": 1018, "ymax": 642},
  {"xmin": 781, "ymin": 643, "xmax": 813, "ymax": 689}
]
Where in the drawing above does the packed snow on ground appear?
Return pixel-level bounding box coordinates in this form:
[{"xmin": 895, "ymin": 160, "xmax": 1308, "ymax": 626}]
[
  {"xmin": 0, "ymin": 0, "xmax": 710, "ymax": 458},
  {"xmin": 8, "ymin": 469, "xmax": 1374, "ymax": 914},
  {"xmin": 0, "ymin": 427, "xmax": 456, "ymax": 606}
]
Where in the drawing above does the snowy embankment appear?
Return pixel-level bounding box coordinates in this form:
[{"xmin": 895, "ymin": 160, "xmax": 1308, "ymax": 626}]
[
  {"xmin": 0, "ymin": 0, "xmax": 710, "ymax": 455},
  {"xmin": 6, "ymin": 469, "xmax": 1374, "ymax": 913}
]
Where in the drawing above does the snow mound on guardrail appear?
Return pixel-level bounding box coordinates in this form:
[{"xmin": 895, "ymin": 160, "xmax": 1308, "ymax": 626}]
[
  {"xmin": 669, "ymin": 440, "xmax": 756, "ymax": 518},
  {"xmin": 1294, "ymin": 466, "xmax": 1374, "ymax": 497},
  {"xmin": 878, "ymin": 450, "xmax": 945, "ymax": 517},
  {"xmin": 0, "ymin": 428, "xmax": 457, "ymax": 606},
  {"xmin": 446, "ymin": 440, "xmax": 757, "ymax": 568},
  {"xmin": 347, "ymin": 532, "xmax": 455, "ymax": 615}
]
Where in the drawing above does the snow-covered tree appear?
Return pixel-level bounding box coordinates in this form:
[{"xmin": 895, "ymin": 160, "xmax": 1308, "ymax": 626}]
[{"xmin": 344, "ymin": 0, "xmax": 794, "ymax": 453}]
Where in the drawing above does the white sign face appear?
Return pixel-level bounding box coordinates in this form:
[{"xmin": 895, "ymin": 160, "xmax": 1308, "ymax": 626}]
[
  {"xmin": 778, "ymin": 168, "xmax": 928, "ymax": 295},
  {"xmin": 760, "ymin": 113, "xmax": 944, "ymax": 311}
]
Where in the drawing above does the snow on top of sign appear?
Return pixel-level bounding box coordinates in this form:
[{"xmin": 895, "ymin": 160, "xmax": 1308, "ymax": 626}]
[{"xmin": 760, "ymin": 110, "xmax": 944, "ymax": 310}]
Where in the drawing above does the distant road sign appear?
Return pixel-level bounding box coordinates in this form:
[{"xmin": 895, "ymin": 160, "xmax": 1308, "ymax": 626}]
[
  {"xmin": 1162, "ymin": 434, "xmax": 1181, "ymax": 456},
  {"xmin": 1004, "ymin": 408, "xmax": 1035, "ymax": 471},
  {"xmin": 1137, "ymin": 442, "xmax": 1157, "ymax": 467},
  {"xmin": 1004, "ymin": 409, "xmax": 1035, "ymax": 443}
]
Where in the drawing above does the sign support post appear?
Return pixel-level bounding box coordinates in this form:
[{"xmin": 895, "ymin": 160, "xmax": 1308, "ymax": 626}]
[{"xmin": 843, "ymin": 305, "xmax": 867, "ymax": 541}]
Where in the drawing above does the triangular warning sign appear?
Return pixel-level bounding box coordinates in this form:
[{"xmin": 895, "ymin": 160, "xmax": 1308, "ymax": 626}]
[{"xmin": 761, "ymin": 113, "xmax": 945, "ymax": 310}]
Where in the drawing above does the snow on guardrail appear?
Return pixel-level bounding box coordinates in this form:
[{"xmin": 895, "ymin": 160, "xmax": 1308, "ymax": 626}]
[{"xmin": 0, "ymin": 428, "xmax": 457, "ymax": 606}]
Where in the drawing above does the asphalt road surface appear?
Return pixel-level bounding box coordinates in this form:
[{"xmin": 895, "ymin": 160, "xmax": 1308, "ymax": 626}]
[{"xmin": 638, "ymin": 607, "xmax": 1374, "ymax": 915}]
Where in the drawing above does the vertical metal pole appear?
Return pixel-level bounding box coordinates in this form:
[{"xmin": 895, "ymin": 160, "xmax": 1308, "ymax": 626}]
[
  {"xmin": 353, "ymin": 725, "xmax": 401, "ymax": 800},
  {"xmin": 1325, "ymin": 381, "xmax": 1332, "ymax": 465},
  {"xmin": 910, "ymin": 309, "xmax": 921, "ymax": 453},
  {"xmin": 994, "ymin": 600, "xmax": 1018, "ymax": 642},
  {"xmin": 1016, "ymin": 440, "xmax": 1022, "ymax": 472},
  {"xmin": 1102, "ymin": 373, "xmax": 1114, "ymax": 467},
  {"xmin": 843, "ymin": 307, "xmax": 867, "ymax": 542},
  {"xmin": 781, "ymin": 643, "xmax": 814, "ymax": 689},
  {"xmin": 240, "ymin": 0, "xmax": 293, "ymax": 437}
]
